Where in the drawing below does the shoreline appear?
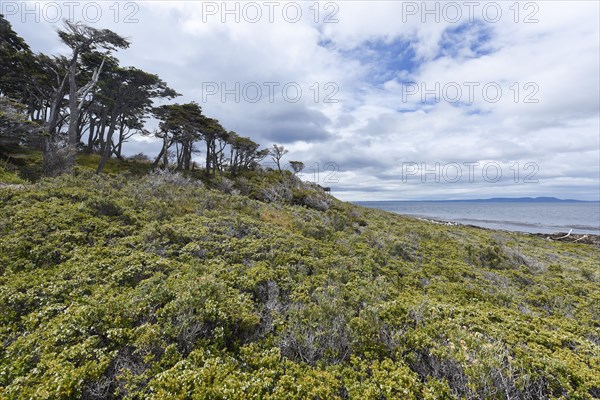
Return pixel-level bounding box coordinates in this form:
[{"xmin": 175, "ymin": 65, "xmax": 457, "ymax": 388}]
[
  {"xmin": 354, "ymin": 201, "xmax": 600, "ymax": 237},
  {"xmin": 415, "ymin": 216, "xmax": 600, "ymax": 245},
  {"xmin": 354, "ymin": 203, "xmax": 600, "ymax": 238}
]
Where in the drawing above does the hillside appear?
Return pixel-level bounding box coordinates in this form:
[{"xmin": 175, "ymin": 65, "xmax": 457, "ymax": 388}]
[{"xmin": 0, "ymin": 166, "xmax": 599, "ymax": 399}]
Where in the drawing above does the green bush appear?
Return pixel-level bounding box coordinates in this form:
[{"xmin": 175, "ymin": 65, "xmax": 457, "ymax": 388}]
[{"xmin": 0, "ymin": 172, "xmax": 598, "ymax": 399}]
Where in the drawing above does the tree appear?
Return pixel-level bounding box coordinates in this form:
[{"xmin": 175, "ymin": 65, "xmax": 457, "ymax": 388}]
[
  {"xmin": 22, "ymin": 54, "xmax": 66, "ymax": 125},
  {"xmin": 96, "ymin": 66, "xmax": 178, "ymax": 173},
  {"xmin": 269, "ymin": 144, "xmax": 288, "ymax": 173},
  {"xmin": 0, "ymin": 14, "xmax": 33, "ymax": 100},
  {"xmin": 0, "ymin": 17, "xmax": 276, "ymax": 180},
  {"xmin": 289, "ymin": 161, "xmax": 304, "ymax": 176},
  {"xmin": 198, "ymin": 117, "xmax": 226, "ymax": 175},
  {"xmin": 44, "ymin": 20, "xmax": 130, "ymax": 174},
  {"xmin": 77, "ymin": 52, "xmax": 120, "ymax": 154},
  {"xmin": 0, "ymin": 16, "xmax": 69, "ymax": 173},
  {"xmin": 151, "ymin": 102, "xmax": 204, "ymax": 171},
  {"xmin": 229, "ymin": 134, "xmax": 268, "ymax": 174},
  {"xmin": 0, "ymin": 15, "xmax": 45, "ymax": 149},
  {"xmin": 0, "ymin": 97, "xmax": 40, "ymax": 151}
]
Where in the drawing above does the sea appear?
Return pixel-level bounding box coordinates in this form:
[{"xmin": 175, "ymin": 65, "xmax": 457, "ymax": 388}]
[{"xmin": 354, "ymin": 201, "xmax": 600, "ymax": 235}]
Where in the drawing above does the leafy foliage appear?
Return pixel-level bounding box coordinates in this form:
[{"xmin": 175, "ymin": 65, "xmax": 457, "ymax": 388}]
[{"xmin": 0, "ymin": 170, "xmax": 598, "ymax": 399}]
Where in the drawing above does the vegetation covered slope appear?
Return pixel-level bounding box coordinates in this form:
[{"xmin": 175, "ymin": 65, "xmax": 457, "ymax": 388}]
[{"xmin": 0, "ymin": 170, "xmax": 599, "ymax": 399}]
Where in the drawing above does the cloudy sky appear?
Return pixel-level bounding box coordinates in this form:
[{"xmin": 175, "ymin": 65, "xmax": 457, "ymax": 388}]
[{"xmin": 4, "ymin": 1, "xmax": 599, "ymax": 200}]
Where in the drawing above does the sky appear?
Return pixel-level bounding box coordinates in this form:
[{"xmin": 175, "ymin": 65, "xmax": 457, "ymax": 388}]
[{"xmin": 3, "ymin": 0, "xmax": 600, "ymax": 200}]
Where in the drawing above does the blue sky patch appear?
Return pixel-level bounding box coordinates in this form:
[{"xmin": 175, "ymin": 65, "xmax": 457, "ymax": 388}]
[
  {"xmin": 438, "ymin": 21, "xmax": 495, "ymax": 59},
  {"xmin": 340, "ymin": 37, "xmax": 418, "ymax": 85}
]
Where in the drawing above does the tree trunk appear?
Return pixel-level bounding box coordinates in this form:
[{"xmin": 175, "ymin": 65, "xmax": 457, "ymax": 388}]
[
  {"xmin": 86, "ymin": 117, "xmax": 96, "ymax": 153},
  {"xmin": 153, "ymin": 141, "xmax": 166, "ymax": 166},
  {"xmin": 185, "ymin": 143, "xmax": 193, "ymax": 170},
  {"xmin": 42, "ymin": 73, "xmax": 69, "ymax": 175},
  {"xmin": 96, "ymin": 110, "xmax": 118, "ymax": 173},
  {"xmin": 98, "ymin": 111, "xmax": 107, "ymax": 152},
  {"xmin": 65, "ymin": 56, "xmax": 79, "ymax": 168},
  {"xmin": 163, "ymin": 137, "xmax": 169, "ymax": 167},
  {"xmin": 115, "ymin": 117, "xmax": 125, "ymax": 159},
  {"xmin": 205, "ymin": 139, "xmax": 212, "ymax": 175}
]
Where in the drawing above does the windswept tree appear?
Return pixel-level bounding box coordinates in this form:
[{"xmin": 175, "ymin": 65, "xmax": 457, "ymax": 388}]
[
  {"xmin": 0, "ymin": 16, "xmax": 41, "ymax": 149},
  {"xmin": 177, "ymin": 103, "xmax": 207, "ymax": 170},
  {"xmin": 198, "ymin": 117, "xmax": 227, "ymax": 175},
  {"xmin": 212, "ymin": 129, "xmax": 234, "ymax": 172},
  {"xmin": 269, "ymin": 144, "xmax": 288, "ymax": 173},
  {"xmin": 229, "ymin": 133, "xmax": 268, "ymax": 174},
  {"xmin": 22, "ymin": 54, "xmax": 67, "ymax": 126},
  {"xmin": 151, "ymin": 107, "xmax": 268, "ymax": 174},
  {"xmin": 152, "ymin": 102, "xmax": 204, "ymax": 170},
  {"xmin": 0, "ymin": 14, "xmax": 34, "ymax": 101},
  {"xmin": 289, "ymin": 161, "xmax": 304, "ymax": 176},
  {"xmin": 96, "ymin": 65, "xmax": 178, "ymax": 173},
  {"xmin": 0, "ymin": 97, "xmax": 40, "ymax": 150},
  {"xmin": 77, "ymin": 53, "xmax": 119, "ymax": 154},
  {"xmin": 42, "ymin": 20, "xmax": 130, "ymax": 174},
  {"xmin": 152, "ymin": 105, "xmax": 176, "ymax": 168},
  {"xmin": 1, "ymin": 16, "xmax": 274, "ymax": 180}
]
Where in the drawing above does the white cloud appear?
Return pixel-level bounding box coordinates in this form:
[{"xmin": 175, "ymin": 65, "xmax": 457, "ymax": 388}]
[{"xmin": 4, "ymin": 0, "xmax": 599, "ymax": 200}]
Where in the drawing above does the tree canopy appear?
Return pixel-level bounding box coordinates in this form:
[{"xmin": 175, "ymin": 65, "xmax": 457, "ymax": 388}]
[{"xmin": 0, "ymin": 17, "xmax": 275, "ymax": 176}]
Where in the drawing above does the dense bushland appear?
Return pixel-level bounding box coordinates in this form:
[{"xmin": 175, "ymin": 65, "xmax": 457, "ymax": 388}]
[{"xmin": 0, "ymin": 170, "xmax": 598, "ymax": 399}]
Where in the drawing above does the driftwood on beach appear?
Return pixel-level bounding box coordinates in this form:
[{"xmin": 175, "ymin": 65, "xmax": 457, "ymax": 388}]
[
  {"xmin": 418, "ymin": 217, "xmax": 600, "ymax": 246},
  {"xmin": 541, "ymin": 231, "xmax": 600, "ymax": 246}
]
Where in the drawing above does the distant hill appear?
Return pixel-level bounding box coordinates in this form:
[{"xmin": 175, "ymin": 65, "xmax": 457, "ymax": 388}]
[
  {"xmin": 453, "ymin": 196, "xmax": 593, "ymax": 203},
  {"xmin": 359, "ymin": 197, "xmax": 597, "ymax": 203}
]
